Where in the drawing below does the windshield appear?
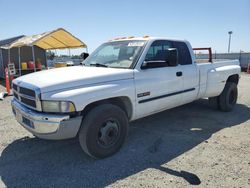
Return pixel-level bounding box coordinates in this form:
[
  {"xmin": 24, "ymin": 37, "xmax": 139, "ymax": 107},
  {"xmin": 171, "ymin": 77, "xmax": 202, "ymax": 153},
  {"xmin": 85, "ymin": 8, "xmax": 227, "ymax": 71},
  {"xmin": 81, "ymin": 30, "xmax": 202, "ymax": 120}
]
[{"xmin": 83, "ymin": 40, "xmax": 146, "ymax": 69}]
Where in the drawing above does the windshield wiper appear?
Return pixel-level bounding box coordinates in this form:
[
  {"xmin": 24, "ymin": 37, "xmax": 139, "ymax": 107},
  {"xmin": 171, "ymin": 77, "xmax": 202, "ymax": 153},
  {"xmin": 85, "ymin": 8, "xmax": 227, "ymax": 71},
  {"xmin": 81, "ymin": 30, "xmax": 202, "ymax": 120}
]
[{"xmin": 90, "ymin": 63, "xmax": 108, "ymax": 67}]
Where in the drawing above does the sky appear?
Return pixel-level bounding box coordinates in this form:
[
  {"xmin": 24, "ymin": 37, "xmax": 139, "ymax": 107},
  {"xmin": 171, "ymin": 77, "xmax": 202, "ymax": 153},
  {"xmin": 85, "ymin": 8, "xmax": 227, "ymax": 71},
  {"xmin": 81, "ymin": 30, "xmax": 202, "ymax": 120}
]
[{"xmin": 0, "ymin": 0, "xmax": 249, "ymax": 54}]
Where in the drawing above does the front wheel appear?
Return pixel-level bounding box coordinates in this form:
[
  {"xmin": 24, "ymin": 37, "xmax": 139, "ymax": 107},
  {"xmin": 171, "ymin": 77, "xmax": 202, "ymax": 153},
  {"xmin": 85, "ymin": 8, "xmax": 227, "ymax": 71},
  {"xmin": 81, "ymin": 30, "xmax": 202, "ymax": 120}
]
[
  {"xmin": 219, "ymin": 82, "xmax": 238, "ymax": 112},
  {"xmin": 78, "ymin": 104, "xmax": 128, "ymax": 158}
]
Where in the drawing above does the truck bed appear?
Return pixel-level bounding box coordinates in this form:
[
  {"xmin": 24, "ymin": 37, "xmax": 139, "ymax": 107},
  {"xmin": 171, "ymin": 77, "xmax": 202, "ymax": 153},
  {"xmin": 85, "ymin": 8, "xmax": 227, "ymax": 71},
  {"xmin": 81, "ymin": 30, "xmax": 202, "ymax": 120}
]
[{"xmin": 196, "ymin": 59, "xmax": 240, "ymax": 99}]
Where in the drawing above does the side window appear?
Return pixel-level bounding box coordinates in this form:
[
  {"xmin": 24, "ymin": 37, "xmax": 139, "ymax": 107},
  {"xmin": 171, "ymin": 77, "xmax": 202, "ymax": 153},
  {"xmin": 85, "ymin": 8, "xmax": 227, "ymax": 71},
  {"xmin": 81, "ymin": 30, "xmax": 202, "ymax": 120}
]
[
  {"xmin": 172, "ymin": 41, "xmax": 192, "ymax": 65},
  {"xmin": 145, "ymin": 40, "xmax": 173, "ymax": 61}
]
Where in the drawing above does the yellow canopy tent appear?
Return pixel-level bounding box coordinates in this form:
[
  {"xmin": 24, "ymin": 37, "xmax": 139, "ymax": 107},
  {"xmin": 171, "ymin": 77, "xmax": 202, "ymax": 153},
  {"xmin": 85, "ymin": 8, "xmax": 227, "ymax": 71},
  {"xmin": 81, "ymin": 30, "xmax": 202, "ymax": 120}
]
[
  {"xmin": 7, "ymin": 28, "xmax": 87, "ymax": 49},
  {"xmin": 2, "ymin": 28, "xmax": 87, "ymax": 74}
]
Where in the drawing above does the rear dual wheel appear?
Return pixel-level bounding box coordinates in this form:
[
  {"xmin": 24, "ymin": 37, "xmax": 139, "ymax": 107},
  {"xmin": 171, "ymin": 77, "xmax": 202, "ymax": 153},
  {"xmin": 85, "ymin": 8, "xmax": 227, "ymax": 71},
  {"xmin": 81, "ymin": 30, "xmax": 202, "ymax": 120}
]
[{"xmin": 209, "ymin": 82, "xmax": 238, "ymax": 112}]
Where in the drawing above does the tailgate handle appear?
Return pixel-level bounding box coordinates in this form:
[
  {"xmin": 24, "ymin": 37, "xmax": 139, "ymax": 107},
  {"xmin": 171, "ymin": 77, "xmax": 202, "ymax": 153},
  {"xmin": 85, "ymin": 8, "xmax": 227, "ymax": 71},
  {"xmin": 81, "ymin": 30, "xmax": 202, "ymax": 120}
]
[{"xmin": 176, "ymin": 71, "xmax": 182, "ymax": 77}]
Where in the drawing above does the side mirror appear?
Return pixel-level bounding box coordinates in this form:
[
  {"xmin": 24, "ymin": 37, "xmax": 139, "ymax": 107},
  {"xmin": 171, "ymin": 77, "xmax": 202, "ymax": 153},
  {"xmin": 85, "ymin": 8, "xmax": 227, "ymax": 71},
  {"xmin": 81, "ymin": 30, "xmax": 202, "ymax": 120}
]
[{"xmin": 167, "ymin": 48, "xmax": 178, "ymax": 66}]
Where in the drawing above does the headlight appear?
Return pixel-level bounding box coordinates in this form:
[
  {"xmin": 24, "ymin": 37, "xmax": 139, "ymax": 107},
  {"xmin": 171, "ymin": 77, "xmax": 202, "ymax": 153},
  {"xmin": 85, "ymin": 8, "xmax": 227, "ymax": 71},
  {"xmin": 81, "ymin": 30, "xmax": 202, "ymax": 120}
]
[{"xmin": 42, "ymin": 101, "xmax": 76, "ymax": 113}]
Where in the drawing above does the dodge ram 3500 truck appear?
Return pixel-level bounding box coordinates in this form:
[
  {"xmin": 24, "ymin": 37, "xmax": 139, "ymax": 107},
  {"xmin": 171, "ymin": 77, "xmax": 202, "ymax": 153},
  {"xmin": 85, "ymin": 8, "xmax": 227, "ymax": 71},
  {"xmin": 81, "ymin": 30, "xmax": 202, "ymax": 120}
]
[{"xmin": 11, "ymin": 37, "xmax": 240, "ymax": 158}]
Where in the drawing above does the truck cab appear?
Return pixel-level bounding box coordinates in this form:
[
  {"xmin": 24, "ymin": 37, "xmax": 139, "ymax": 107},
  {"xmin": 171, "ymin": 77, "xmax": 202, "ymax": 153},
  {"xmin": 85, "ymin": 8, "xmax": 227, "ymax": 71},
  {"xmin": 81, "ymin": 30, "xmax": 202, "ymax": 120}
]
[{"xmin": 133, "ymin": 38, "xmax": 199, "ymax": 118}]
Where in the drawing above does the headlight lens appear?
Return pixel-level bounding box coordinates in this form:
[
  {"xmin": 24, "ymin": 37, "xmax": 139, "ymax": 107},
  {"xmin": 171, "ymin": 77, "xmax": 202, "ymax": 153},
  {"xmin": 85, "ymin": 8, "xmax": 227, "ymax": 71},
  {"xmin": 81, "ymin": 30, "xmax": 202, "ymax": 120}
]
[{"xmin": 42, "ymin": 101, "xmax": 76, "ymax": 113}]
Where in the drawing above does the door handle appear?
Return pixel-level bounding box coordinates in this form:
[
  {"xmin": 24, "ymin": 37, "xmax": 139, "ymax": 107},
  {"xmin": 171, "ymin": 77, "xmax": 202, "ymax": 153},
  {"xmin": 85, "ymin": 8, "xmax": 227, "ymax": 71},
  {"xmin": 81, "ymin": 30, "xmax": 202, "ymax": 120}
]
[{"xmin": 176, "ymin": 71, "xmax": 182, "ymax": 77}]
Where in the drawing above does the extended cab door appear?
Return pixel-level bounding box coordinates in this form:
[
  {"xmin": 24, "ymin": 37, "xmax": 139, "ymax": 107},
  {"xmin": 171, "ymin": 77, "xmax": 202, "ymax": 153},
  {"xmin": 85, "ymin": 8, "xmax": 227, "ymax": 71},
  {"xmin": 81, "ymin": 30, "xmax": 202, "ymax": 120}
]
[
  {"xmin": 134, "ymin": 40, "xmax": 183, "ymax": 119},
  {"xmin": 172, "ymin": 41, "xmax": 199, "ymax": 104}
]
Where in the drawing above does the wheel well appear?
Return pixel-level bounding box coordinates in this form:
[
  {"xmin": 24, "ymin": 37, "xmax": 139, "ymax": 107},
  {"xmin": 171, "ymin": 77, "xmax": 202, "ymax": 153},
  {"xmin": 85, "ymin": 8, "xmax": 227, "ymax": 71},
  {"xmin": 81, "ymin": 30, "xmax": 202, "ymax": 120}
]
[
  {"xmin": 81, "ymin": 97, "xmax": 133, "ymax": 120},
  {"xmin": 227, "ymin": 74, "xmax": 239, "ymax": 85}
]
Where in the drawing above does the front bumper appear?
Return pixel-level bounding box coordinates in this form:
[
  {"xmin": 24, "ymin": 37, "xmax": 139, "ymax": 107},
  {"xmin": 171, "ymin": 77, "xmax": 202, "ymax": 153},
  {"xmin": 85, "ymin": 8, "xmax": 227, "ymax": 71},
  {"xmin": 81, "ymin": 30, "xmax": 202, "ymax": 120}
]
[{"xmin": 11, "ymin": 99, "xmax": 82, "ymax": 140}]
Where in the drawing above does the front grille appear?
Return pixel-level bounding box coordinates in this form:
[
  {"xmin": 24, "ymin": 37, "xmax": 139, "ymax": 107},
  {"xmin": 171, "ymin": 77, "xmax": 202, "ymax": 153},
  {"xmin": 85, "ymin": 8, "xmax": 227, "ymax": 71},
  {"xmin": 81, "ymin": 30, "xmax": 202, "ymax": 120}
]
[
  {"xmin": 19, "ymin": 87, "xmax": 35, "ymax": 97},
  {"xmin": 13, "ymin": 92, "xmax": 19, "ymax": 99},
  {"xmin": 20, "ymin": 96, "xmax": 36, "ymax": 108},
  {"xmin": 13, "ymin": 83, "xmax": 18, "ymax": 91},
  {"xmin": 12, "ymin": 83, "xmax": 40, "ymax": 110}
]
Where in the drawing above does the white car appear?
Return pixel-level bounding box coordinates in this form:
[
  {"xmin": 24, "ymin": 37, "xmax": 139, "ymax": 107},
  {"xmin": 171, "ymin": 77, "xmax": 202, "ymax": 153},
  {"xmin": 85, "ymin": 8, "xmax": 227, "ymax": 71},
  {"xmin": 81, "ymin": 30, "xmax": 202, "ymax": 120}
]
[{"xmin": 11, "ymin": 37, "xmax": 240, "ymax": 158}]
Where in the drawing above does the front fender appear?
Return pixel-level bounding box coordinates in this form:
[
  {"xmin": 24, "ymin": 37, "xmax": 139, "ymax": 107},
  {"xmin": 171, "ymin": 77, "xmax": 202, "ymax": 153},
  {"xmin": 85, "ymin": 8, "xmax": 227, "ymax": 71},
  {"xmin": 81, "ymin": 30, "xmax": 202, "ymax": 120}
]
[{"xmin": 41, "ymin": 79, "xmax": 135, "ymax": 113}]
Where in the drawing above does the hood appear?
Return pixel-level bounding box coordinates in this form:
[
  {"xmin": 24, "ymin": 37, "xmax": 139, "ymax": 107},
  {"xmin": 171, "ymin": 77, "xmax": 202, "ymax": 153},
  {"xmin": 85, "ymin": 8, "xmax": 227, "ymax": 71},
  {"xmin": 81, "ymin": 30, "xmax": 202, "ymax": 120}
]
[{"xmin": 14, "ymin": 66, "xmax": 134, "ymax": 93}]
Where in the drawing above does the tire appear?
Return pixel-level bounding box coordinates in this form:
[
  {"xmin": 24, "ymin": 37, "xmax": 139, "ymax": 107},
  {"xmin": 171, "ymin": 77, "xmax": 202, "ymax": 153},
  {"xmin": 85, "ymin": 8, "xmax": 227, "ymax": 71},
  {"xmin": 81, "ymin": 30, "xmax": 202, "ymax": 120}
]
[
  {"xmin": 208, "ymin": 96, "xmax": 220, "ymax": 110},
  {"xmin": 78, "ymin": 104, "xmax": 128, "ymax": 158},
  {"xmin": 219, "ymin": 82, "xmax": 238, "ymax": 112}
]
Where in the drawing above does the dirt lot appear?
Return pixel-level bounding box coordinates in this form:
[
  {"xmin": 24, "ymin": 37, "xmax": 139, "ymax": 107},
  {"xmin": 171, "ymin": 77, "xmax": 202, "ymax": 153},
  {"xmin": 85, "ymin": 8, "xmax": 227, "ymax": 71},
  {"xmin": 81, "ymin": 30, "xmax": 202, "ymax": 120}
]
[{"xmin": 0, "ymin": 73, "xmax": 249, "ymax": 188}]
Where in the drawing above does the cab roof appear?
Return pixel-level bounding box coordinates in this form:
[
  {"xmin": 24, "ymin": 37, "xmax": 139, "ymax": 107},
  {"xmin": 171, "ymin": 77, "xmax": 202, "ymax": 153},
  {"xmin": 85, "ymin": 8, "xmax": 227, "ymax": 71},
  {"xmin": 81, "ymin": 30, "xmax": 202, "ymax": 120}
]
[{"xmin": 108, "ymin": 36, "xmax": 188, "ymax": 43}]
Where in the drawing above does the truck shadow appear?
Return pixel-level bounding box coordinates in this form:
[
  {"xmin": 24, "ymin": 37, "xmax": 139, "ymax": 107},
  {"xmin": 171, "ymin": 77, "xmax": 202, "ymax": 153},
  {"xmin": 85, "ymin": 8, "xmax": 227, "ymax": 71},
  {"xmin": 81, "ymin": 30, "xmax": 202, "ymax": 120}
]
[{"xmin": 0, "ymin": 99, "xmax": 250, "ymax": 187}]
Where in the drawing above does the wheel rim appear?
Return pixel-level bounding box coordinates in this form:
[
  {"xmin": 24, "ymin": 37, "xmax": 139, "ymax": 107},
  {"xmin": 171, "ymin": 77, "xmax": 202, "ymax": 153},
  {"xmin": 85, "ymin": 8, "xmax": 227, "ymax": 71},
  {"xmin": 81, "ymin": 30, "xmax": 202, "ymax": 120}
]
[
  {"xmin": 229, "ymin": 89, "xmax": 237, "ymax": 105},
  {"xmin": 98, "ymin": 119, "xmax": 120, "ymax": 148}
]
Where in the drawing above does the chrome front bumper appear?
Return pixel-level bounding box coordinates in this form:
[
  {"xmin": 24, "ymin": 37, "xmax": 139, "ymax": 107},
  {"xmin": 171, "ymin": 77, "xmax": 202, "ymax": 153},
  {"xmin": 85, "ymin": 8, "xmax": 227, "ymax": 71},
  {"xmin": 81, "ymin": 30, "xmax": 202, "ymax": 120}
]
[{"xmin": 11, "ymin": 99, "xmax": 82, "ymax": 140}]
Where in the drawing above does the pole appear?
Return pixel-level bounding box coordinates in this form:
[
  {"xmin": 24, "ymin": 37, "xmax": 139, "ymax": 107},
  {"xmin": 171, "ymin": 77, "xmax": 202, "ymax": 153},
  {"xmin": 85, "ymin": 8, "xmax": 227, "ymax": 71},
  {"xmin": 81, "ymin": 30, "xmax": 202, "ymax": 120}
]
[
  {"xmin": 8, "ymin": 48, "xmax": 10, "ymax": 63},
  {"xmin": 0, "ymin": 49, "xmax": 3, "ymax": 77},
  {"xmin": 45, "ymin": 50, "xmax": 48, "ymax": 68},
  {"xmin": 239, "ymin": 50, "xmax": 242, "ymax": 66},
  {"xmin": 32, "ymin": 46, "xmax": 36, "ymax": 72},
  {"xmin": 18, "ymin": 47, "xmax": 21, "ymax": 76},
  {"xmin": 68, "ymin": 48, "xmax": 71, "ymax": 56},
  {"xmin": 228, "ymin": 31, "xmax": 233, "ymax": 53},
  {"xmin": 0, "ymin": 49, "xmax": 3, "ymax": 63},
  {"xmin": 228, "ymin": 34, "xmax": 231, "ymax": 53}
]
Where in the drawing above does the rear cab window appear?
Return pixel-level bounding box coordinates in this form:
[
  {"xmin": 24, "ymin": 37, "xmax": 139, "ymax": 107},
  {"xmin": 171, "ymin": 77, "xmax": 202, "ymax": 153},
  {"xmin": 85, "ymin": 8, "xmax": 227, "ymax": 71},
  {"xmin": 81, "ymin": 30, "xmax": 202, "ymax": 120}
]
[{"xmin": 172, "ymin": 41, "xmax": 192, "ymax": 65}]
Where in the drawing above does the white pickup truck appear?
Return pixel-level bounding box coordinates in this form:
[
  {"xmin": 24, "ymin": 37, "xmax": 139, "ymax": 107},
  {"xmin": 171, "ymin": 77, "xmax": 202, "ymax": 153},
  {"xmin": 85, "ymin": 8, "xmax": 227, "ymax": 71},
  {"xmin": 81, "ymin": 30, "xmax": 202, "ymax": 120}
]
[{"xmin": 11, "ymin": 37, "xmax": 240, "ymax": 158}]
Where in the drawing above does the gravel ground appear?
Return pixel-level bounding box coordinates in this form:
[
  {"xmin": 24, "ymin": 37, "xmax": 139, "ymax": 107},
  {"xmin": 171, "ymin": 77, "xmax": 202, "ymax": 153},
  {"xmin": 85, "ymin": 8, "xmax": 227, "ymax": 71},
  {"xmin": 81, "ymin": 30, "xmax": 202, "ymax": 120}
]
[{"xmin": 0, "ymin": 73, "xmax": 249, "ymax": 188}]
